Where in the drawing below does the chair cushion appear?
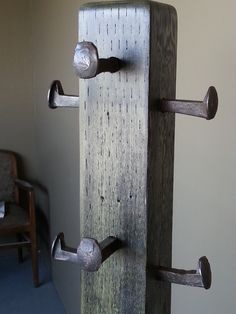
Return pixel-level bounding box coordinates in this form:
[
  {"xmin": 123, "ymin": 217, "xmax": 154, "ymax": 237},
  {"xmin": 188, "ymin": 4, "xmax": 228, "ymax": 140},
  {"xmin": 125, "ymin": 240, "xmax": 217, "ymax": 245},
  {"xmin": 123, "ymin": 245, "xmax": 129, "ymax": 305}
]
[
  {"xmin": 0, "ymin": 152, "xmax": 15, "ymax": 202},
  {"xmin": 0, "ymin": 203, "xmax": 29, "ymax": 233}
]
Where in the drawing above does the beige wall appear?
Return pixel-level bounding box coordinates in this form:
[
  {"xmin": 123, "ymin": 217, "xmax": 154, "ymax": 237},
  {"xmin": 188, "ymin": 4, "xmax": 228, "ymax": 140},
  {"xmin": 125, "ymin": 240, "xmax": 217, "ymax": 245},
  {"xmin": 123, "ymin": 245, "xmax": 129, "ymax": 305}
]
[
  {"xmin": 1, "ymin": 0, "xmax": 236, "ymax": 313},
  {"xmin": 0, "ymin": 1, "xmax": 81, "ymax": 312},
  {"xmin": 30, "ymin": 1, "xmax": 81, "ymax": 313},
  {"xmin": 0, "ymin": 0, "xmax": 35, "ymax": 176}
]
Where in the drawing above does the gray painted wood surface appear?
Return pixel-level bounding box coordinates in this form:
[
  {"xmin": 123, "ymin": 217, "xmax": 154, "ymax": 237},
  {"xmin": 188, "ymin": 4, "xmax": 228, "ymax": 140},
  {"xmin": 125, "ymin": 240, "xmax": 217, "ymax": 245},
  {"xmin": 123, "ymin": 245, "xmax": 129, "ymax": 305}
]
[{"xmin": 79, "ymin": 1, "xmax": 177, "ymax": 313}]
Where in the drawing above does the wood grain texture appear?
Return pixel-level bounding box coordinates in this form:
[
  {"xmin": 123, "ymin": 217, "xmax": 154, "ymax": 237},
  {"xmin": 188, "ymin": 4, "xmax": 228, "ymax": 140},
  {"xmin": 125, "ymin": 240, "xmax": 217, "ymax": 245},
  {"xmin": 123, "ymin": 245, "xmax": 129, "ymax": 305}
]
[
  {"xmin": 79, "ymin": 1, "xmax": 177, "ymax": 313},
  {"xmin": 146, "ymin": 3, "xmax": 177, "ymax": 313}
]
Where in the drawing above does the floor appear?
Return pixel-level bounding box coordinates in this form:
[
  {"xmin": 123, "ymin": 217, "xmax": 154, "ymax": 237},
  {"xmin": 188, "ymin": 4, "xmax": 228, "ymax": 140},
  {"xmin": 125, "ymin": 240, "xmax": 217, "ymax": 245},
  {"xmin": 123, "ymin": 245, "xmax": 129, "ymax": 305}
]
[{"xmin": 0, "ymin": 247, "xmax": 66, "ymax": 314}]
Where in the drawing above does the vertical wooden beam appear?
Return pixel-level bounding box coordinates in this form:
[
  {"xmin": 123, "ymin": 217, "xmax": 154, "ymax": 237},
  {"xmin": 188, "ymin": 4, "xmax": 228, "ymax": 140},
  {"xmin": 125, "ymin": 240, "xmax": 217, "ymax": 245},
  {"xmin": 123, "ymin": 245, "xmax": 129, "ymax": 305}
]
[
  {"xmin": 79, "ymin": 1, "xmax": 177, "ymax": 313},
  {"xmin": 146, "ymin": 3, "xmax": 177, "ymax": 313}
]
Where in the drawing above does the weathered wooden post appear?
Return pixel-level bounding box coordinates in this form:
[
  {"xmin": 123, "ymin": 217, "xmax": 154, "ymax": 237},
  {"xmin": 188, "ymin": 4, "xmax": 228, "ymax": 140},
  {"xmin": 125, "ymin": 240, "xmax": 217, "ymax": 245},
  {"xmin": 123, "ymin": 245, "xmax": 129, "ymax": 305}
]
[{"xmin": 78, "ymin": 2, "xmax": 177, "ymax": 313}]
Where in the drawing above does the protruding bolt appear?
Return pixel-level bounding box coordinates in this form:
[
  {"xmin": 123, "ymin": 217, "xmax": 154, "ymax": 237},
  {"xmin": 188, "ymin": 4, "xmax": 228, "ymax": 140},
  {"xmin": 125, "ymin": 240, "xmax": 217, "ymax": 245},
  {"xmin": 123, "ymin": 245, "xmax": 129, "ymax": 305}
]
[
  {"xmin": 52, "ymin": 232, "xmax": 122, "ymax": 272},
  {"xmin": 73, "ymin": 41, "xmax": 122, "ymax": 79},
  {"xmin": 158, "ymin": 86, "xmax": 218, "ymax": 120},
  {"xmin": 47, "ymin": 80, "xmax": 79, "ymax": 109},
  {"xmin": 152, "ymin": 256, "xmax": 212, "ymax": 289}
]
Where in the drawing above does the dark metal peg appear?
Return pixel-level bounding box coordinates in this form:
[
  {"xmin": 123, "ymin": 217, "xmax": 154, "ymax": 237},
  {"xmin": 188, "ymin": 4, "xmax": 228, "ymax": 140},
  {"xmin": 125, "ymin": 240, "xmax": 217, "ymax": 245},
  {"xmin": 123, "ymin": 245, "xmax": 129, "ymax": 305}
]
[
  {"xmin": 154, "ymin": 256, "xmax": 212, "ymax": 289},
  {"xmin": 73, "ymin": 41, "xmax": 122, "ymax": 79},
  {"xmin": 48, "ymin": 80, "xmax": 79, "ymax": 109},
  {"xmin": 158, "ymin": 86, "xmax": 218, "ymax": 120},
  {"xmin": 51, "ymin": 232, "xmax": 122, "ymax": 272}
]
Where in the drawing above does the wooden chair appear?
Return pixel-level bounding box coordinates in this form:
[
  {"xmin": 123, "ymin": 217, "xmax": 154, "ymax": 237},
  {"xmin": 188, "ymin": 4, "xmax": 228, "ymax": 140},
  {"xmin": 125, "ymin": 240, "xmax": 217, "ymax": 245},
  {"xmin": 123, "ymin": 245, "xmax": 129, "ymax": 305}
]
[{"xmin": 0, "ymin": 150, "xmax": 39, "ymax": 287}]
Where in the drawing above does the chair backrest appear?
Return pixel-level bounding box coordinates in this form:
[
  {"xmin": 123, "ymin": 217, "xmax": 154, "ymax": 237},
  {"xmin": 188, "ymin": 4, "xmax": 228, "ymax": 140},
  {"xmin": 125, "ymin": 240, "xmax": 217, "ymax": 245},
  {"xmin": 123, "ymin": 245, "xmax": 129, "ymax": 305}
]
[{"xmin": 0, "ymin": 150, "xmax": 18, "ymax": 202}]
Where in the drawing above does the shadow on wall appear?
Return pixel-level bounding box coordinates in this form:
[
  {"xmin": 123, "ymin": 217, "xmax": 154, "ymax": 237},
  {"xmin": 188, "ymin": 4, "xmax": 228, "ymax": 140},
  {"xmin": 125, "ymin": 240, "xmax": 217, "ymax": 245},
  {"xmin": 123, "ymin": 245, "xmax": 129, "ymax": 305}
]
[
  {"xmin": 17, "ymin": 153, "xmax": 51, "ymax": 251},
  {"xmin": 34, "ymin": 183, "xmax": 51, "ymax": 251}
]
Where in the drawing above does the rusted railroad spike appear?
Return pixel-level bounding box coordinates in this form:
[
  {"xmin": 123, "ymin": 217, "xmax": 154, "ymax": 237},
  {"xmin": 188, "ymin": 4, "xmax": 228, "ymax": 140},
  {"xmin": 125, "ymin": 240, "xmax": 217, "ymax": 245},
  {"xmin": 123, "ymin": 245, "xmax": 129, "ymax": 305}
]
[
  {"xmin": 152, "ymin": 256, "xmax": 211, "ymax": 289},
  {"xmin": 48, "ymin": 80, "xmax": 79, "ymax": 109},
  {"xmin": 51, "ymin": 232, "xmax": 122, "ymax": 272},
  {"xmin": 158, "ymin": 86, "xmax": 218, "ymax": 120},
  {"xmin": 73, "ymin": 41, "xmax": 122, "ymax": 79}
]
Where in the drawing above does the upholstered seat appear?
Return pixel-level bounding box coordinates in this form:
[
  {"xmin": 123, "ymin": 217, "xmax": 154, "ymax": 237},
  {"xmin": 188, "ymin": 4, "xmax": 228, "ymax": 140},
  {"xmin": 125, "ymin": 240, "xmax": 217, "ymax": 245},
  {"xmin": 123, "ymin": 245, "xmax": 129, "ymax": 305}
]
[
  {"xmin": 0, "ymin": 203, "xmax": 29, "ymax": 232},
  {"xmin": 0, "ymin": 150, "xmax": 39, "ymax": 287}
]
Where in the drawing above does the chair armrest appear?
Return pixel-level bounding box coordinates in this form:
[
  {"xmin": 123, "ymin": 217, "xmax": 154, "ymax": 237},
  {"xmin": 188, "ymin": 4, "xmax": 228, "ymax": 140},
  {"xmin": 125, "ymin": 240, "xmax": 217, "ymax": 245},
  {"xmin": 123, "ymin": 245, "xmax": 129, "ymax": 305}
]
[
  {"xmin": 15, "ymin": 179, "xmax": 34, "ymax": 191},
  {"xmin": 15, "ymin": 179, "xmax": 36, "ymax": 223}
]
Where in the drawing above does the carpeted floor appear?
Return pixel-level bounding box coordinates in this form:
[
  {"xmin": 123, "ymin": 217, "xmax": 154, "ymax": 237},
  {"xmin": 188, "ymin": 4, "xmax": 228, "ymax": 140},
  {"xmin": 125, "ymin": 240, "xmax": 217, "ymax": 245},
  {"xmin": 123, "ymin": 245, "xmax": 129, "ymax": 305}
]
[{"xmin": 0, "ymin": 248, "xmax": 66, "ymax": 314}]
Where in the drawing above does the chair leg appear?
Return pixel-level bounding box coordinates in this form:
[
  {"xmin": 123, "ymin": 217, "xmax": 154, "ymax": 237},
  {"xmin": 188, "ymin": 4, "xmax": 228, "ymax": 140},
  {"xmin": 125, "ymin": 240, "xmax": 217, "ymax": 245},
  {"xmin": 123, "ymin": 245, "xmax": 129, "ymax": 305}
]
[
  {"xmin": 30, "ymin": 230, "xmax": 39, "ymax": 287},
  {"xmin": 17, "ymin": 234, "xmax": 23, "ymax": 263}
]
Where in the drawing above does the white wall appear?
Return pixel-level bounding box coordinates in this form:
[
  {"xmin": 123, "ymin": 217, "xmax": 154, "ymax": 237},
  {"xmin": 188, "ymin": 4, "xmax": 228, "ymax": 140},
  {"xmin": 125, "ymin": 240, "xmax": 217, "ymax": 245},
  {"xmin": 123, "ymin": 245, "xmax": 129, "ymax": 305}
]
[{"xmin": 168, "ymin": 0, "xmax": 236, "ymax": 313}]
